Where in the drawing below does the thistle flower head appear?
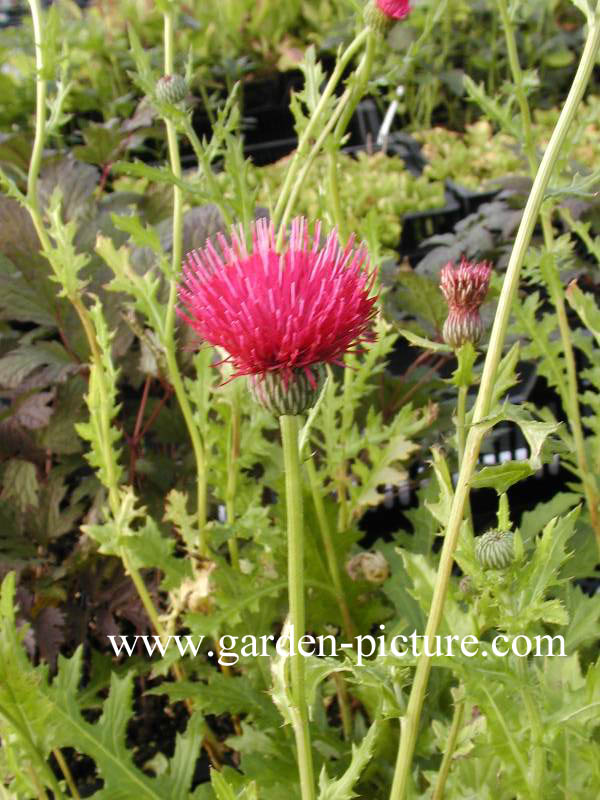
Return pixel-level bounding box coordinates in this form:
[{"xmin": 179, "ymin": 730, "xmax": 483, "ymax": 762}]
[
  {"xmin": 375, "ymin": 0, "xmax": 412, "ymax": 19},
  {"xmin": 364, "ymin": 0, "xmax": 411, "ymax": 33},
  {"xmin": 178, "ymin": 217, "xmax": 378, "ymax": 413},
  {"xmin": 439, "ymin": 256, "xmax": 492, "ymax": 349}
]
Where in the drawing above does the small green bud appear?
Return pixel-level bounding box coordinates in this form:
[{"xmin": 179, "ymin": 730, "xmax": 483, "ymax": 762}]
[
  {"xmin": 476, "ymin": 529, "xmax": 514, "ymax": 570},
  {"xmin": 156, "ymin": 74, "xmax": 188, "ymax": 105}
]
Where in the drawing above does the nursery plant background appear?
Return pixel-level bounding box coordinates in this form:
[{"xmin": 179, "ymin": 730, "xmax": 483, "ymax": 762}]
[{"xmin": 0, "ymin": 0, "xmax": 600, "ymax": 798}]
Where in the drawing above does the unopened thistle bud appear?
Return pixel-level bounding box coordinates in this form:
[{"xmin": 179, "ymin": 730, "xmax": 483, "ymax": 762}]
[
  {"xmin": 440, "ymin": 257, "xmax": 492, "ymax": 349},
  {"xmin": 364, "ymin": 0, "xmax": 411, "ymax": 34},
  {"xmin": 156, "ymin": 74, "xmax": 188, "ymax": 105},
  {"xmin": 248, "ymin": 366, "xmax": 326, "ymax": 417},
  {"xmin": 476, "ymin": 529, "xmax": 514, "ymax": 570}
]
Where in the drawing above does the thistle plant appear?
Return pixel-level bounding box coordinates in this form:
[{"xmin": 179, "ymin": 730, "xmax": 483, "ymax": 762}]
[
  {"xmin": 2, "ymin": 0, "xmax": 600, "ymax": 797},
  {"xmin": 178, "ymin": 216, "xmax": 377, "ymax": 800},
  {"xmin": 389, "ymin": 2, "xmax": 600, "ymax": 796}
]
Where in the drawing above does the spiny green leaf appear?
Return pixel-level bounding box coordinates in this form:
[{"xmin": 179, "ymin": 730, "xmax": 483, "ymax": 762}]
[
  {"xmin": 317, "ymin": 723, "xmax": 379, "ymax": 800},
  {"xmin": 424, "ymin": 446, "xmax": 454, "ymax": 527},
  {"xmin": 471, "ymin": 461, "xmax": 535, "ymax": 493},
  {"xmin": 566, "ymin": 280, "xmax": 600, "ymax": 346}
]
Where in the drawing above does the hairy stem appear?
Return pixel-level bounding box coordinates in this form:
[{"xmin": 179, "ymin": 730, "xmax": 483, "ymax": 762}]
[
  {"xmin": 498, "ymin": 0, "xmax": 600, "ymax": 553},
  {"xmin": 272, "ymin": 29, "xmax": 370, "ymax": 229},
  {"xmin": 161, "ymin": 9, "xmax": 208, "ymax": 554},
  {"xmin": 456, "ymin": 382, "xmax": 473, "ymax": 535},
  {"xmin": 517, "ymin": 656, "xmax": 544, "ymax": 797},
  {"xmin": 52, "ymin": 748, "xmax": 81, "ymax": 800},
  {"xmin": 306, "ymin": 456, "xmax": 356, "ymax": 641},
  {"xmin": 431, "ymin": 695, "xmax": 465, "ymax": 800},
  {"xmin": 226, "ymin": 390, "xmax": 241, "ymax": 570},
  {"xmin": 389, "ymin": 15, "xmax": 600, "ymax": 799},
  {"xmin": 280, "ymin": 415, "xmax": 316, "ymax": 800},
  {"xmin": 26, "ymin": 0, "xmax": 46, "ymax": 222}
]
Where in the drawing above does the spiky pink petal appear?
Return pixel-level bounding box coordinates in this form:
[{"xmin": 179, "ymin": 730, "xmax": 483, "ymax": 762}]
[
  {"xmin": 178, "ymin": 218, "xmax": 378, "ymax": 388},
  {"xmin": 375, "ymin": 0, "xmax": 411, "ymax": 20}
]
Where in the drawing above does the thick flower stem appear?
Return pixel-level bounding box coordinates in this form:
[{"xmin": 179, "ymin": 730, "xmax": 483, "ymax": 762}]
[
  {"xmin": 498, "ymin": 0, "xmax": 600, "ymax": 555},
  {"xmin": 161, "ymin": 10, "xmax": 208, "ymax": 554},
  {"xmin": 389, "ymin": 15, "xmax": 600, "ymax": 799},
  {"xmin": 280, "ymin": 415, "xmax": 316, "ymax": 800}
]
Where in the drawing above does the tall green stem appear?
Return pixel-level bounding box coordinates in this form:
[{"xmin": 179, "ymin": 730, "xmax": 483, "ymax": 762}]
[
  {"xmin": 498, "ymin": 0, "xmax": 600, "ymax": 553},
  {"xmin": 325, "ymin": 30, "xmax": 376, "ymax": 252},
  {"xmin": 161, "ymin": 10, "xmax": 208, "ymax": 554},
  {"xmin": 516, "ymin": 656, "xmax": 544, "ymax": 796},
  {"xmin": 306, "ymin": 457, "xmax": 356, "ymax": 640},
  {"xmin": 280, "ymin": 415, "xmax": 316, "ymax": 800},
  {"xmin": 389, "ymin": 14, "xmax": 600, "ymax": 799},
  {"xmin": 541, "ymin": 214, "xmax": 600, "ymax": 552},
  {"xmin": 25, "ymin": 0, "xmax": 167, "ymax": 638},
  {"xmin": 456, "ymin": 382, "xmax": 474, "ymax": 535},
  {"xmin": 305, "ymin": 456, "xmax": 354, "ymax": 739},
  {"xmin": 431, "ymin": 694, "xmax": 465, "ymax": 800},
  {"xmin": 226, "ymin": 390, "xmax": 241, "ymax": 570},
  {"xmin": 272, "ymin": 29, "xmax": 370, "ymax": 229},
  {"xmin": 496, "ymin": 0, "xmax": 538, "ymax": 175},
  {"xmin": 275, "ymin": 31, "xmax": 376, "ymax": 247},
  {"xmin": 26, "ymin": 0, "xmax": 46, "ymax": 220},
  {"xmin": 331, "ymin": 32, "xmax": 376, "ymax": 145}
]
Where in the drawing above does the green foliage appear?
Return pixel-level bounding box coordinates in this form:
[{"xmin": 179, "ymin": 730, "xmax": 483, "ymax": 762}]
[
  {"xmin": 2, "ymin": 1, "xmax": 600, "ymax": 797},
  {"xmin": 249, "ymin": 151, "xmax": 446, "ymax": 253}
]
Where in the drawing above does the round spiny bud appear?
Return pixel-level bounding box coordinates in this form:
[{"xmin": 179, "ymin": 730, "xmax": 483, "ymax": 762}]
[
  {"xmin": 443, "ymin": 309, "xmax": 484, "ymax": 350},
  {"xmin": 440, "ymin": 257, "xmax": 492, "ymax": 350},
  {"xmin": 248, "ymin": 365, "xmax": 326, "ymax": 417},
  {"xmin": 156, "ymin": 74, "xmax": 188, "ymax": 105},
  {"xmin": 476, "ymin": 529, "xmax": 514, "ymax": 570}
]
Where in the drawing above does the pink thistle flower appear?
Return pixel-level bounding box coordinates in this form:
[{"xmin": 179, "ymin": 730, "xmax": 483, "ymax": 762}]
[
  {"xmin": 439, "ymin": 256, "xmax": 492, "ymax": 349},
  {"xmin": 178, "ymin": 217, "xmax": 378, "ymax": 414},
  {"xmin": 375, "ymin": 0, "xmax": 411, "ymax": 20}
]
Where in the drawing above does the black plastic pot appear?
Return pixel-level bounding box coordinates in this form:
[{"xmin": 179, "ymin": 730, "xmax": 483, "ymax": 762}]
[
  {"xmin": 399, "ymin": 187, "xmax": 463, "ymax": 259},
  {"xmin": 445, "ymin": 179, "xmax": 501, "ymax": 216}
]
